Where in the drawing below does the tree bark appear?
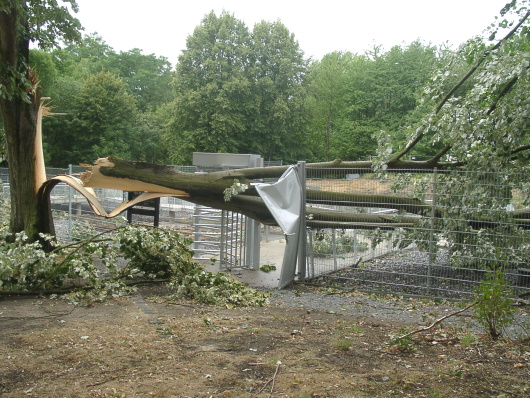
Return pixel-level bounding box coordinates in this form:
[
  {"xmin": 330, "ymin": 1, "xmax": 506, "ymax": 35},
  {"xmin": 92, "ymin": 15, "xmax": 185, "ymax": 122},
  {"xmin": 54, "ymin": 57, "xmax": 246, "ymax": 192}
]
[
  {"xmin": 0, "ymin": 6, "xmax": 55, "ymax": 242},
  {"xmin": 72, "ymin": 156, "xmax": 530, "ymax": 232}
]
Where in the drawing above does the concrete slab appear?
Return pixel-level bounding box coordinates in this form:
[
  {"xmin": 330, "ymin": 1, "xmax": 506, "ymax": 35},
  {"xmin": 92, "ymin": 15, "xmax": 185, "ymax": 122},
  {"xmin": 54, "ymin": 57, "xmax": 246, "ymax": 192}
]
[{"xmin": 202, "ymin": 233, "xmax": 287, "ymax": 289}]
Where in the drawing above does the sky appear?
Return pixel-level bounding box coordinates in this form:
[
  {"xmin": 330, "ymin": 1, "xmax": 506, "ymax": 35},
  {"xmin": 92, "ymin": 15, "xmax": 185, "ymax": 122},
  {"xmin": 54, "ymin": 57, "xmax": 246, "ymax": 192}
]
[{"xmin": 73, "ymin": 0, "xmax": 509, "ymax": 66}]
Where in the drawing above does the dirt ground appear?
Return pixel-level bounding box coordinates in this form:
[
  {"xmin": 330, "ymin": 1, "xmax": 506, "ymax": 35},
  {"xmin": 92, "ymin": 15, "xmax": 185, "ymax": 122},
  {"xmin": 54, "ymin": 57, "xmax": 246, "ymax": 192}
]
[{"xmin": 1, "ymin": 285, "xmax": 529, "ymax": 398}]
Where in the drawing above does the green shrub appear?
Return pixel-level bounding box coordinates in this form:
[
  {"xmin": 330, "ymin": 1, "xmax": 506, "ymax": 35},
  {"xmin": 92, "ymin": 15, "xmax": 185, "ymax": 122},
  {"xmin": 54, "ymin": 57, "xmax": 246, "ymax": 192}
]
[{"xmin": 473, "ymin": 269, "xmax": 515, "ymax": 340}]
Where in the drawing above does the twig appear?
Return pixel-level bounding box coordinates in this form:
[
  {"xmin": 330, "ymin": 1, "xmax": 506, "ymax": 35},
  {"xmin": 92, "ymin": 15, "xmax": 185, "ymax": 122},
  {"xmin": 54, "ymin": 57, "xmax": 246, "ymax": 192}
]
[
  {"xmin": 258, "ymin": 379, "xmax": 272, "ymax": 393},
  {"xmin": 86, "ymin": 376, "xmax": 116, "ymax": 387},
  {"xmin": 258, "ymin": 361, "xmax": 282, "ymax": 396},
  {"xmin": 397, "ymin": 301, "xmax": 479, "ymax": 340},
  {"xmin": 268, "ymin": 361, "xmax": 281, "ymax": 397},
  {"xmin": 352, "ymin": 257, "xmax": 363, "ymax": 268}
]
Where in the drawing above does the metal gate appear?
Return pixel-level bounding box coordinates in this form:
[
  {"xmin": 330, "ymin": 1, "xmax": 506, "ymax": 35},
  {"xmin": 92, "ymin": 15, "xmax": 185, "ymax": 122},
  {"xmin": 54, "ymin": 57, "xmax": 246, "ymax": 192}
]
[{"xmin": 192, "ymin": 206, "xmax": 259, "ymax": 269}]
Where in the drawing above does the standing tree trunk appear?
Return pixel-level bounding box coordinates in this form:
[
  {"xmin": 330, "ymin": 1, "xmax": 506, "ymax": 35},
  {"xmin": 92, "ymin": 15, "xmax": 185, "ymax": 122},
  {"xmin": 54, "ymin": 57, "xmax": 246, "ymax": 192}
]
[{"xmin": 0, "ymin": 5, "xmax": 55, "ymax": 242}]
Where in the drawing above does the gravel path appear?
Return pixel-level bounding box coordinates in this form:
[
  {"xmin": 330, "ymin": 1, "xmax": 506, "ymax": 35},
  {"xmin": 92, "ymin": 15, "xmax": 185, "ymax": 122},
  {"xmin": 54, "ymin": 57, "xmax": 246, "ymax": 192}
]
[{"xmin": 266, "ymin": 285, "xmax": 530, "ymax": 338}]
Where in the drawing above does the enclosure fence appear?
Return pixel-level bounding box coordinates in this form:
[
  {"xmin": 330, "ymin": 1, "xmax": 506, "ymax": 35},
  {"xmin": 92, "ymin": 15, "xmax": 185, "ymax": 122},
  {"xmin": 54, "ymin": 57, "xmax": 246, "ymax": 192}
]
[
  {"xmin": 0, "ymin": 166, "xmax": 197, "ymax": 242},
  {"xmin": 2, "ymin": 165, "xmax": 530, "ymax": 298},
  {"xmin": 304, "ymin": 167, "xmax": 530, "ymax": 298}
]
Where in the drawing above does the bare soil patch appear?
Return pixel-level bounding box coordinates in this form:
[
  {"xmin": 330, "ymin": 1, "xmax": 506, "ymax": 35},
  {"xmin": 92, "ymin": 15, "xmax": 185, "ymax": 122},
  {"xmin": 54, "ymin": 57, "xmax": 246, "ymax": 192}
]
[
  {"xmin": 306, "ymin": 178, "xmax": 392, "ymax": 194},
  {"xmin": 1, "ymin": 285, "xmax": 529, "ymax": 398}
]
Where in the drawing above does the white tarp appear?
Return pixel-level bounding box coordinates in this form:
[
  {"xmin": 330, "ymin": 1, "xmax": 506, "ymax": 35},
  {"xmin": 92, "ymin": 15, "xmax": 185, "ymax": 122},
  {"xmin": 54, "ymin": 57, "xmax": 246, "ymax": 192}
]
[
  {"xmin": 255, "ymin": 166, "xmax": 303, "ymax": 288},
  {"xmin": 255, "ymin": 166, "xmax": 302, "ymax": 235}
]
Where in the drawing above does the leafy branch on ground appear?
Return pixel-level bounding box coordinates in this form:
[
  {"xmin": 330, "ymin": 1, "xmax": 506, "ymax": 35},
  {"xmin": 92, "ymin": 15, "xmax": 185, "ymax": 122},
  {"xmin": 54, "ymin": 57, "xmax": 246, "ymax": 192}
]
[{"xmin": 0, "ymin": 223, "xmax": 269, "ymax": 307}]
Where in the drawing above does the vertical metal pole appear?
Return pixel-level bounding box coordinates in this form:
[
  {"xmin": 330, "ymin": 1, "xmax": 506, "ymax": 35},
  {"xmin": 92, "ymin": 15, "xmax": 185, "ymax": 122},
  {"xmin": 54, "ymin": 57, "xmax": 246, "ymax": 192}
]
[
  {"xmin": 332, "ymin": 229, "xmax": 338, "ymax": 271},
  {"xmin": 428, "ymin": 168, "xmax": 438, "ymax": 293},
  {"xmin": 237, "ymin": 212, "xmax": 243, "ymax": 267},
  {"xmin": 265, "ymin": 225, "xmax": 270, "ymax": 242},
  {"xmin": 353, "ymin": 229, "xmax": 358, "ymax": 261},
  {"xmin": 297, "ymin": 161, "xmax": 307, "ymax": 279},
  {"xmin": 245, "ymin": 218, "xmax": 260, "ymax": 270},
  {"xmin": 219, "ymin": 210, "xmax": 227, "ymax": 267},
  {"xmin": 231, "ymin": 211, "xmax": 236, "ymax": 266},
  {"xmin": 308, "ymin": 229, "xmax": 315, "ymax": 278},
  {"xmin": 193, "ymin": 205, "xmax": 202, "ymax": 257},
  {"xmin": 68, "ymin": 164, "xmax": 73, "ymax": 241}
]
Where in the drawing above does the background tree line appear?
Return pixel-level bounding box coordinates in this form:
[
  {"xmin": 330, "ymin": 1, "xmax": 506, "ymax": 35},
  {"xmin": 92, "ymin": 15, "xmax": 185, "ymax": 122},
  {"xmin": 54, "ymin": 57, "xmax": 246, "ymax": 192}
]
[{"xmin": 1, "ymin": 10, "xmax": 460, "ymax": 168}]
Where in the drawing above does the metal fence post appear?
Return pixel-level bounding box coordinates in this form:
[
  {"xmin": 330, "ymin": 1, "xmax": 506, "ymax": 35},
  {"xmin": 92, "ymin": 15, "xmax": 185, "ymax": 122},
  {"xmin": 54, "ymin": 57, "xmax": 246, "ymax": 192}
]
[
  {"xmin": 307, "ymin": 229, "xmax": 314, "ymax": 279},
  {"xmin": 297, "ymin": 161, "xmax": 307, "ymax": 280},
  {"xmin": 332, "ymin": 229, "xmax": 338, "ymax": 271},
  {"xmin": 68, "ymin": 164, "xmax": 73, "ymax": 241},
  {"xmin": 428, "ymin": 167, "xmax": 438, "ymax": 293}
]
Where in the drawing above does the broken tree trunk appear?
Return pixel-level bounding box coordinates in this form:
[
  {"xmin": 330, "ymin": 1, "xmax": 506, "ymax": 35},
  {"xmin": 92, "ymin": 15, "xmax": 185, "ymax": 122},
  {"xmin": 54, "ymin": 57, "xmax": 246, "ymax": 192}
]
[
  {"xmin": 40, "ymin": 156, "xmax": 422, "ymax": 230},
  {"xmin": 38, "ymin": 156, "xmax": 530, "ymax": 232}
]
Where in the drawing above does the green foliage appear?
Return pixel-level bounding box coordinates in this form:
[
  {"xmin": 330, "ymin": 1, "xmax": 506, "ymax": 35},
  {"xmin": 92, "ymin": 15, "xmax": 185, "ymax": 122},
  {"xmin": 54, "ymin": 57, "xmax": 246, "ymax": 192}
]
[
  {"xmin": 49, "ymin": 34, "xmax": 116, "ymax": 78},
  {"xmin": 333, "ymin": 338, "xmax": 352, "ymax": 351},
  {"xmin": 70, "ymin": 218, "xmax": 96, "ymax": 241},
  {"xmin": 107, "ymin": 48, "xmax": 173, "ymax": 112},
  {"xmin": 60, "ymin": 71, "xmax": 138, "ymax": 164},
  {"xmin": 0, "ymin": 0, "xmax": 82, "ymax": 101},
  {"xmin": 249, "ymin": 20, "xmax": 310, "ymax": 161},
  {"xmin": 259, "ymin": 264, "xmax": 276, "ymax": 273},
  {"xmin": 312, "ymin": 229, "xmax": 368, "ymax": 257},
  {"xmin": 0, "ymin": 224, "xmax": 269, "ymax": 307},
  {"xmin": 165, "ymin": 11, "xmax": 309, "ymax": 164},
  {"xmin": 306, "ymin": 51, "xmax": 353, "ymax": 161},
  {"xmin": 473, "ymin": 270, "xmax": 515, "ymax": 340},
  {"xmin": 40, "ymin": 33, "xmax": 172, "ymax": 167},
  {"xmin": 116, "ymin": 225, "xmax": 195, "ymax": 280},
  {"xmin": 306, "ymin": 41, "xmax": 440, "ymax": 162},
  {"xmin": 168, "ymin": 269, "xmax": 269, "ymax": 307},
  {"xmin": 29, "ymin": 49, "xmax": 58, "ymax": 96},
  {"xmin": 223, "ymin": 179, "xmax": 248, "ymax": 201},
  {"xmin": 0, "ymin": 189, "xmax": 8, "ymax": 224},
  {"xmin": 127, "ymin": 111, "xmax": 169, "ymax": 164},
  {"xmin": 388, "ymin": 329, "xmax": 415, "ymax": 353}
]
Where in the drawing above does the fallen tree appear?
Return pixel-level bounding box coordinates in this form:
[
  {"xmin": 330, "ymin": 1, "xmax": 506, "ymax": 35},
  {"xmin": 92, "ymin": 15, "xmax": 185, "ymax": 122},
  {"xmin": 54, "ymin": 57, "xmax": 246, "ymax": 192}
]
[
  {"xmin": 33, "ymin": 7, "xmax": 530, "ymax": 235},
  {"xmin": 4, "ymin": 2, "xmax": 530, "ymax": 251}
]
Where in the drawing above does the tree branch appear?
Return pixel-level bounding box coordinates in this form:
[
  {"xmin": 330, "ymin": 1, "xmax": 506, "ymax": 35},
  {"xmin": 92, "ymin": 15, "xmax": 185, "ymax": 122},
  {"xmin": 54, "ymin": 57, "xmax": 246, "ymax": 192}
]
[
  {"xmin": 397, "ymin": 300, "xmax": 479, "ymax": 340},
  {"xmin": 393, "ymin": 11, "xmax": 530, "ymax": 162},
  {"xmin": 487, "ymin": 74, "xmax": 520, "ymax": 115}
]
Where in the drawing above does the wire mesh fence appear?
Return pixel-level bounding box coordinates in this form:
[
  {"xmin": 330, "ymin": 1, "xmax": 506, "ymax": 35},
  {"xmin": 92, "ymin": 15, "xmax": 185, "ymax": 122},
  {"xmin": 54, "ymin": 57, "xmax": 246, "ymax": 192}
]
[
  {"xmin": 304, "ymin": 167, "xmax": 530, "ymax": 299},
  {"xmin": 2, "ymin": 164, "xmax": 530, "ymax": 298},
  {"xmin": 0, "ymin": 166, "xmax": 197, "ymax": 242}
]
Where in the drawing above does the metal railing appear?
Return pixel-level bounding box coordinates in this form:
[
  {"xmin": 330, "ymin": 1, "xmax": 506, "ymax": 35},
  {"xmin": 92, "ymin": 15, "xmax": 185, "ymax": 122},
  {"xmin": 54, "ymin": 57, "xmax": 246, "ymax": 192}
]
[
  {"xmin": 0, "ymin": 166, "xmax": 197, "ymax": 242},
  {"xmin": 2, "ymin": 165, "xmax": 530, "ymax": 298},
  {"xmin": 304, "ymin": 167, "xmax": 530, "ymax": 298}
]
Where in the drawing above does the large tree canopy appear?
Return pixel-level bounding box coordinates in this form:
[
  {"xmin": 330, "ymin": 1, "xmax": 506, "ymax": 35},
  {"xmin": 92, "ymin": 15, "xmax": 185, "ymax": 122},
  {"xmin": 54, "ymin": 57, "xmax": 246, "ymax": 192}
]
[
  {"xmin": 28, "ymin": 33, "xmax": 173, "ymax": 167},
  {"xmin": 306, "ymin": 41, "xmax": 440, "ymax": 162},
  {"xmin": 163, "ymin": 11, "xmax": 309, "ymax": 164}
]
